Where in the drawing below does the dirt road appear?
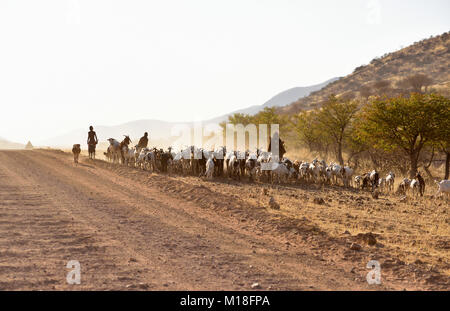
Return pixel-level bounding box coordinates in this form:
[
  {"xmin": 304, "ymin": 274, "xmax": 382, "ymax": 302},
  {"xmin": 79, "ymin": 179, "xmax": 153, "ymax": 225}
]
[{"xmin": 0, "ymin": 150, "xmax": 447, "ymax": 290}]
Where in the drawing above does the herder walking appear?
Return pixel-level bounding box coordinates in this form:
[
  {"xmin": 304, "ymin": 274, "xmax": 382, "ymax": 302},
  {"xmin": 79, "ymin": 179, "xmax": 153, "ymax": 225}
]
[{"xmin": 87, "ymin": 126, "xmax": 98, "ymax": 159}]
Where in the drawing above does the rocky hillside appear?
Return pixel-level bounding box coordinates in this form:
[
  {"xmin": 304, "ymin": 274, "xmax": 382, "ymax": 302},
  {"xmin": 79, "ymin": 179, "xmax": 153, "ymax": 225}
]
[{"xmin": 281, "ymin": 31, "xmax": 450, "ymax": 114}]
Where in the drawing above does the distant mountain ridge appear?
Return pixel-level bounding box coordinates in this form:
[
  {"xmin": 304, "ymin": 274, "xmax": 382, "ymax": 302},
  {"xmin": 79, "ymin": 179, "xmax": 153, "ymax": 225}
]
[
  {"xmin": 205, "ymin": 77, "xmax": 339, "ymax": 123},
  {"xmin": 0, "ymin": 137, "xmax": 25, "ymax": 149},
  {"xmin": 39, "ymin": 77, "xmax": 338, "ymax": 147}
]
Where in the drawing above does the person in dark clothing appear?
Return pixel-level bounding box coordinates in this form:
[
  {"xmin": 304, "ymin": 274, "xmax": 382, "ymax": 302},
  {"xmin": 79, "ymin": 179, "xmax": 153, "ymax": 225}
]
[
  {"xmin": 137, "ymin": 132, "xmax": 149, "ymax": 149},
  {"xmin": 268, "ymin": 134, "xmax": 286, "ymax": 160},
  {"xmin": 87, "ymin": 126, "xmax": 98, "ymax": 159},
  {"xmin": 415, "ymin": 172, "xmax": 425, "ymax": 197}
]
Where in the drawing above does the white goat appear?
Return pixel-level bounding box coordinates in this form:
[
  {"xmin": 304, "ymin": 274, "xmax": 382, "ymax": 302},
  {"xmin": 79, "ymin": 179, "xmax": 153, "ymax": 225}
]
[
  {"xmin": 340, "ymin": 166, "xmax": 354, "ymax": 187},
  {"xmin": 309, "ymin": 162, "xmax": 320, "ymax": 182},
  {"xmin": 398, "ymin": 178, "xmax": 411, "ymax": 194},
  {"xmin": 434, "ymin": 180, "xmax": 450, "ymax": 200},
  {"xmin": 386, "ymin": 172, "xmax": 395, "ymax": 192},
  {"xmin": 330, "ymin": 163, "xmax": 342, "ymax": 185},
  {"xmin": 271, "ymin": 162, "xmax": 289, "ymax": 184},
  {"xmin": 106, "ymin": 138, "xmax": 121, "ymax": 163},
  {"xmin": 410, "ymin": 179, "xmax": 420, "ymax": 197},
  {"xmin": 299, "ymin": 162, "xmax": 310, "ymax": 181},
  {"xmin": 124, "ymin": 147, "xmax": 136, "ymax": 167},
  {"xmin": 205, "ymin": 156, "xmax": 215, "ymax": 179}
]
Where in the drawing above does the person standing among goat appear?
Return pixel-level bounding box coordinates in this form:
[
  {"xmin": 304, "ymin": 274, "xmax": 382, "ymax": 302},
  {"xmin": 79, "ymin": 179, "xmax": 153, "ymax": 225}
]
[
  {"xmin": 137, "ymin": 132, "xmax": 149, "ymax": 150},
  {"xmin": 268, "ymin": 133, "xmax": 286, "ymax": 160},
  {"xmin": 87, "ymin": 126, "xmax": 98, "ymax": 159}
]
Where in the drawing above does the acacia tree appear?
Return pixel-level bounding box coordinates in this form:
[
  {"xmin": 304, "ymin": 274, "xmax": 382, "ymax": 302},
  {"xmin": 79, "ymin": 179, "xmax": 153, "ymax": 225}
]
[
  {"xmin": 223, "ymin": 113, "xmax": 254, "ymax": 126},
  {"xmin": 292, "ymin": 110, "xmax": 332, "ymax": 159},
  {"xmin": 357, "ymin": 93, "xmax": 450, "ymax": 177},
  {"xmin": 397, "ymin": 74, "xmax": 433, "ymax": 94},
  {"xmin": 294, "ymin": 95, "xmax": 359, "ymax": 165},
  {"xmin": 316, "ymin": 96, "xmax": 359, "ymax": 165}
]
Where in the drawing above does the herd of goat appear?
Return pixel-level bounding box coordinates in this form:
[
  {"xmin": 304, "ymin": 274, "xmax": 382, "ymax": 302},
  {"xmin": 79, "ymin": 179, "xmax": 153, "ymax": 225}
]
[{"xmin": 103, "ymin": 136, "xmax": 450, "ymax": 199}]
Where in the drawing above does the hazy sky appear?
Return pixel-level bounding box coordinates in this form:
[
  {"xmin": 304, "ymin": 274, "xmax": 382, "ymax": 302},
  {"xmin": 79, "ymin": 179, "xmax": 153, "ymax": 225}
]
[{"xmin": 0, "ymin": 0, "xmax": 449, "ymax": 143}]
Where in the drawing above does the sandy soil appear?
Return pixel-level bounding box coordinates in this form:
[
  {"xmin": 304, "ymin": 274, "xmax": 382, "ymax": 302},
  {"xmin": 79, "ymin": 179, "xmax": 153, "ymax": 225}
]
[{"xmin": 0, "ymin": 149, "xmax": 448, "ymax": 290}]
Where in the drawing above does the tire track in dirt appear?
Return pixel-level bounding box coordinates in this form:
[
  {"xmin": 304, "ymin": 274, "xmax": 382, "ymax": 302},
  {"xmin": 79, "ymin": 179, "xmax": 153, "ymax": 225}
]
[
  {"xmin": 2, "ymin": 149, "xmax": 444, "ymax": 290},
  {"xmin": 0, "ymin": 152, "xmax": 163, "ymax": 290},
  {"xmin": 10, "ymin": 150, "xmax": 329, "ymax": 290}
]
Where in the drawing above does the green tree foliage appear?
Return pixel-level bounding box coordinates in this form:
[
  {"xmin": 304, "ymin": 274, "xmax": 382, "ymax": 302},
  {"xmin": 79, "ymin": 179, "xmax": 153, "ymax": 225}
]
[
  {"xmin": 227, "ymin": 113, "xmax": 253, "ymax": 126},
  {"xmin": 357, "ymin": 93, "xmax": 450, "ymax": 177},
  {"xmin": 293, "ymin": 95, "xmax": 359, "ymax": 165},
  {"xmin": 292, "ymin": 110, "xmax": 331, "ymax": 158},
  {"xmin": 254, "ymin": 107, "xmax": 283, "ymax": 126},
  {"xmin": 222, "ymin": 107, "xmax": 283, "ymax": 128}
]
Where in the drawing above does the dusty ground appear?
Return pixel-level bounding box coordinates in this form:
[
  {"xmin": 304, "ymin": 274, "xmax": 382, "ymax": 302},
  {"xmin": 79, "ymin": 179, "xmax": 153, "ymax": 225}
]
[{"xmin": 0, "ymin": 149, "xmax": 448, "ymax": 290}]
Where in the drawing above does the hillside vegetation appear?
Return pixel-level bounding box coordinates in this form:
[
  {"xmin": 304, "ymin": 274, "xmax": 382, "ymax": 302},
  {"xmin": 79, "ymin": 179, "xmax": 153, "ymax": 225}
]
[{"xmin": 281, "ymin": 32, "xmax": 450, "ymax": 114}]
